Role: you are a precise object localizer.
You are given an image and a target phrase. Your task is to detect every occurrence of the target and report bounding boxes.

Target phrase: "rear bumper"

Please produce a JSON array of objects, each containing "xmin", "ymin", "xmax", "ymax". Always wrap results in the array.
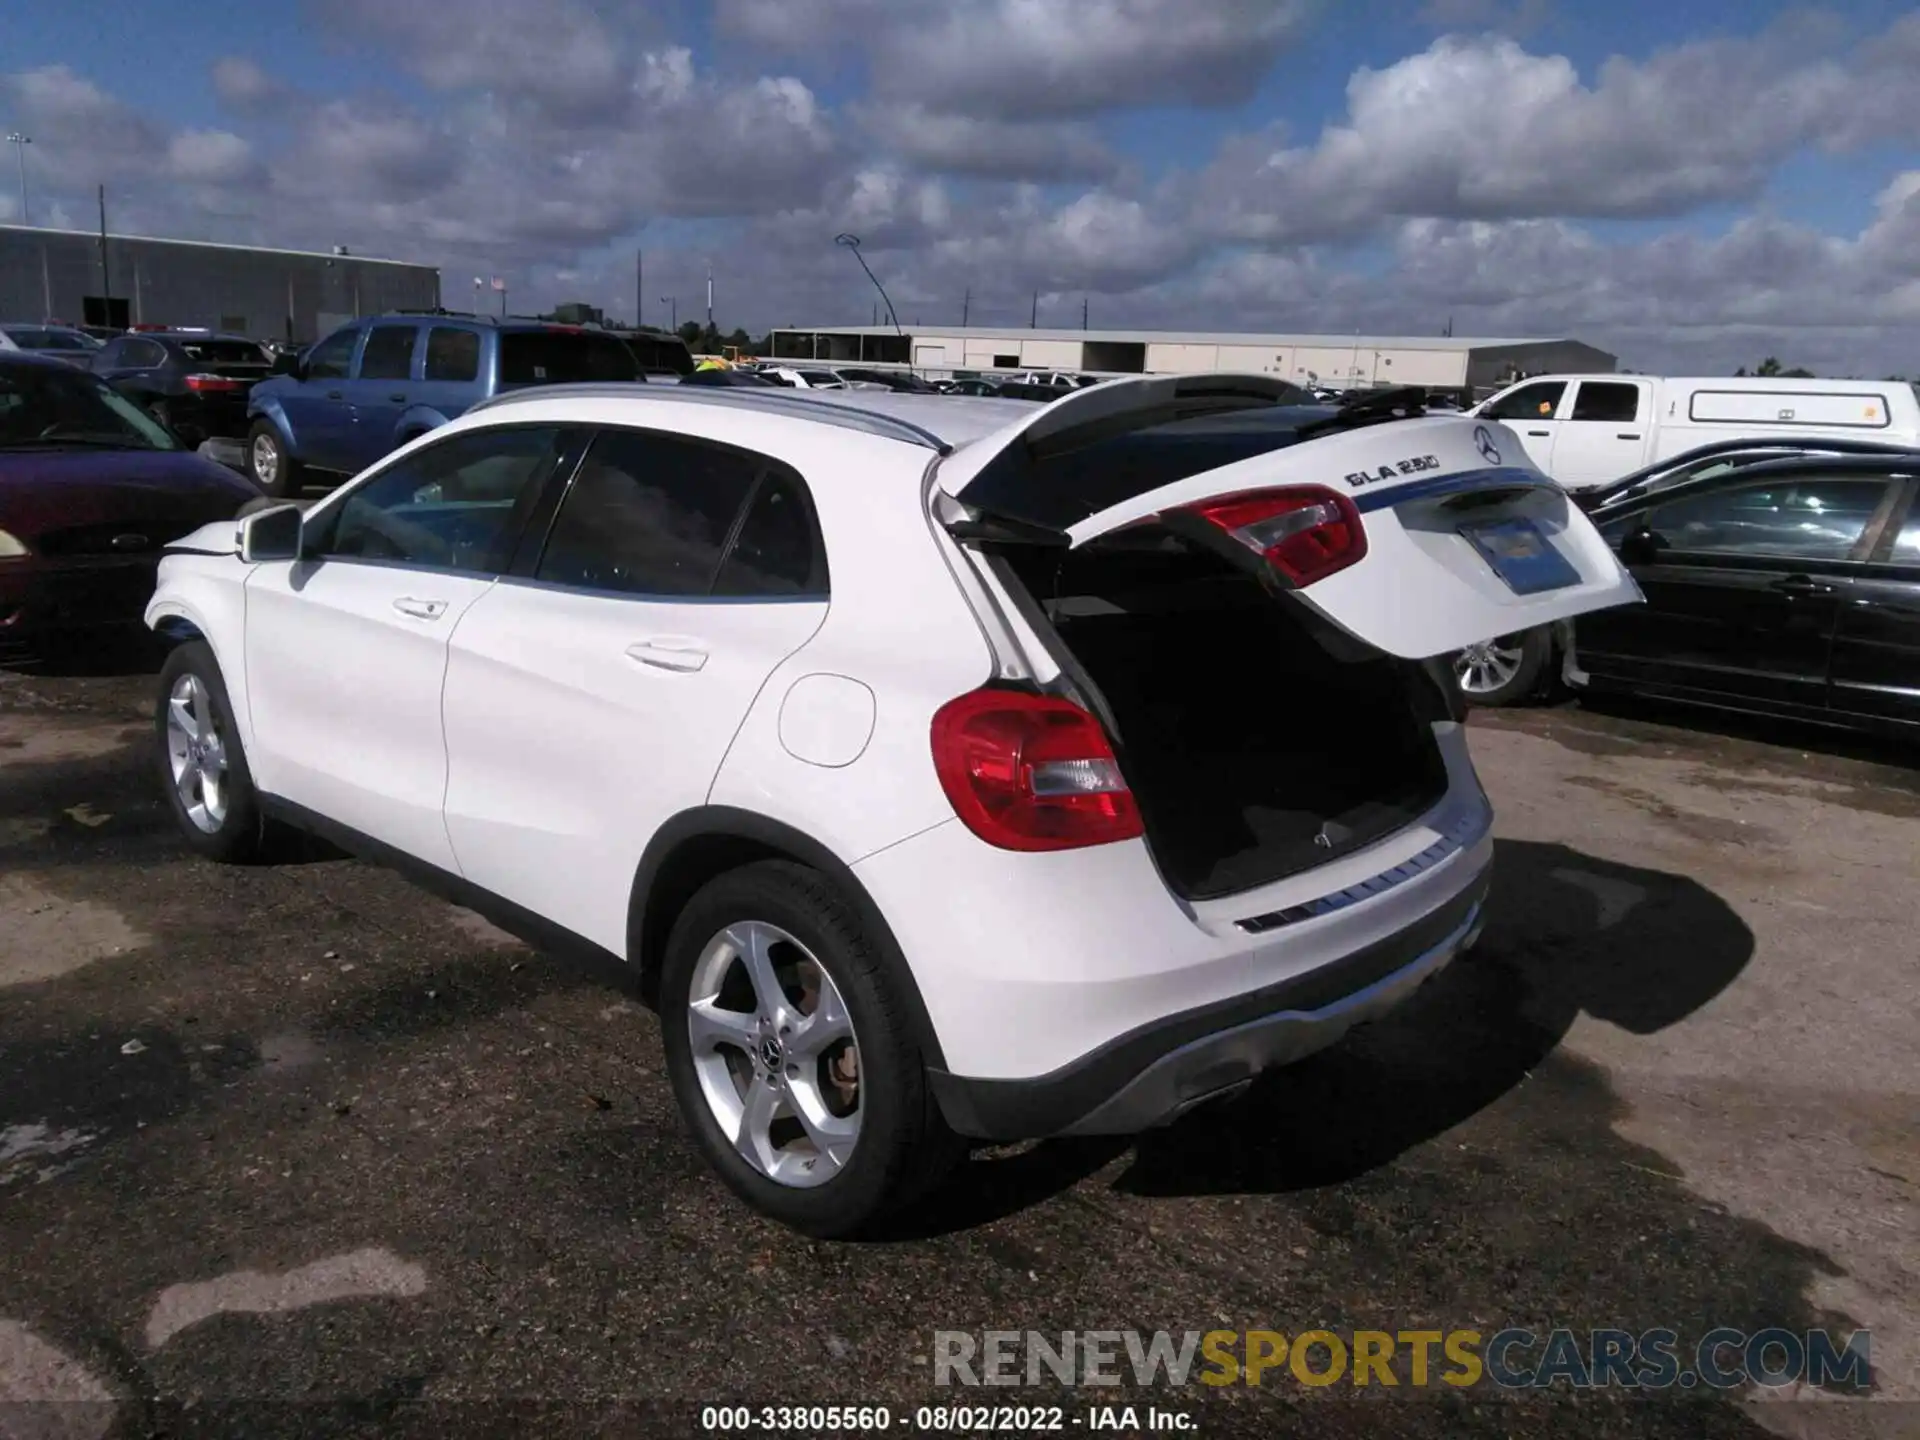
[
  {"xmin": 928, "ymin": 870, "xmax": 1487, "ymax": 1140},
  {"xmin": 852, "ymin": 723, "xmax": 1497, "ymax": 1139},
  {"xmin": 0, "ymin": 558, "xmax": 158, "ymax": 642}
]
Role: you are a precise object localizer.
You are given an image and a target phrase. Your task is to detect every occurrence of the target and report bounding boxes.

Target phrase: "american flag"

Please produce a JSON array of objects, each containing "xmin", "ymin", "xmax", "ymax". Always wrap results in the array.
[{"xmin": 490, "ymin": 277, "xmax": 507, "ymax": 291}]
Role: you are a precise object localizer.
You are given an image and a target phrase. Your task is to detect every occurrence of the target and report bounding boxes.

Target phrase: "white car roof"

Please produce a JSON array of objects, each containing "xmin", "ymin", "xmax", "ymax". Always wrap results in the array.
[{"xmin": 470, "ymin": 382, "xmax": 1042, "ymax": 452}]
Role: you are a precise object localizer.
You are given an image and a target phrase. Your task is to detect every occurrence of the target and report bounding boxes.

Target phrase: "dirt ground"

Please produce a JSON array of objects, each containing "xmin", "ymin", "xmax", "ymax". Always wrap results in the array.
[{"xmin": 0, "ymin": 662, "xmax": 1914, "ymax": 1439}]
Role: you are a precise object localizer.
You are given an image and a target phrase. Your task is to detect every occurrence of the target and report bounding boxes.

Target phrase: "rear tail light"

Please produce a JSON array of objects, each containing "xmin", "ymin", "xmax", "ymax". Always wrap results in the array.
[
  {"xmin": 185, "ymin": 373, "xmax": 243, "ymax": 393},
  {"xmin": 1182, "ymin": 486, "xmax": 1366, "ymax": 587},
  {"xmin": 931, "ymin": 688, "xmax": 1143, "ymax": 852}
]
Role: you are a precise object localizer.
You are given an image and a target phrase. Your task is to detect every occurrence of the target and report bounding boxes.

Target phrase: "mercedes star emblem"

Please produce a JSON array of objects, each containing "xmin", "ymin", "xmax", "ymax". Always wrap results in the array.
[{"xmin": 1473, "ymin": 425, "xmax": 1502, "ymax": 465}]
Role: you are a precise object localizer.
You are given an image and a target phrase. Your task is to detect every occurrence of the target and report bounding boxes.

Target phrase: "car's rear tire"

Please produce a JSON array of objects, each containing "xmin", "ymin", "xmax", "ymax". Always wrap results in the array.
[
  {"xmin": 155, "ymin": 641, "xmax": 268, "ymax": 863},
  {"xmin": 659, "ymin": 860, "xmax": 963, "ymax": 1238},
  {"xmin": 247, "ymin": 420, "xmax": 303, "ymax": 499},
  {"xmin": 1453, "ymin": 627, "xmax": 1553, "ymax": 708}
]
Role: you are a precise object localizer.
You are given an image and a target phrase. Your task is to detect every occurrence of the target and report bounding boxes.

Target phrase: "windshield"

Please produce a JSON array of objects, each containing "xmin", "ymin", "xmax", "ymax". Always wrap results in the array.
[
  {"xmin": 0, "ymin": 360, "xmax": 181, "ymax": 450},
  {"xmin": 5, "ymin": 327, "xmax": 97, "ymax": 353},
  {"xmin": 499, "ymin": 330, "xmax": 640, "ymax": 385}
]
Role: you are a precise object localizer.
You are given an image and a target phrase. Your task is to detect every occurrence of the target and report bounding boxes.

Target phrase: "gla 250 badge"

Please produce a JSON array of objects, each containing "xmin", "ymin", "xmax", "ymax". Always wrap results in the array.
[{"xmin": 1344, "ymin": 453, "xmax": 1440, "ymax": 489}]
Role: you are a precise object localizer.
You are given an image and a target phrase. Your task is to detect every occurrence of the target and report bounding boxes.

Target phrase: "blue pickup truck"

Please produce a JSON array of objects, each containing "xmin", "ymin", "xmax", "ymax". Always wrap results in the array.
[{"xmin": 245, "ymin": 313, "xmax": 641, "ymax": 496}]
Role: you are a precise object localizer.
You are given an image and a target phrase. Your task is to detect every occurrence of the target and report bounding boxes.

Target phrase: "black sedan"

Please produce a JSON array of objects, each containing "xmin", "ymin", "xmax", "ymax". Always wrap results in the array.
[
  {"xmin": 90, "ymin": 330, "xmax": 271, "ymax": 446},
  {"xmin": 1562, "ymin": 449, "xmax": 1920, "ymax": 736}
]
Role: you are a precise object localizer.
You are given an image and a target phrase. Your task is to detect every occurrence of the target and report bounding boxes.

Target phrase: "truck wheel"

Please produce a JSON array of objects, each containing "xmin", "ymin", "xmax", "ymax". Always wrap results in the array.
[
  {"xmin": 1453, "ymin": 628, "xmax": 1553, "ymax": 707},
  {"xmin": 247, "ymin": 420, "xmax": 304, "ymax": 499},
  {"xmin": 659, "ymin": 860, "xmax": 963, "ymax": 1238}
]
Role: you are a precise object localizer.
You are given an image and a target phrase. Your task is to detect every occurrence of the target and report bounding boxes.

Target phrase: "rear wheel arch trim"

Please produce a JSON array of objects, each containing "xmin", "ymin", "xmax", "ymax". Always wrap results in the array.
[{"xmin": 627, "ymin": 806, "xmax": 947, "ymax": 1069}]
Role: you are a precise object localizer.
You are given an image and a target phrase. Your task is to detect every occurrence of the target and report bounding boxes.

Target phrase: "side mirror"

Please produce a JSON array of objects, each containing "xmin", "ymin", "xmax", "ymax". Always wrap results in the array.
[
  {"xmin": 270, "ymin": 352, "xmax": 303, "ymax": 378},
  {"xmin": 1617, "ymin": 525, "xmax": 1666, "ymax": 565},
  {"xmin": 238, "ymin": 502, "xmax": 303, "ymax": 562}
]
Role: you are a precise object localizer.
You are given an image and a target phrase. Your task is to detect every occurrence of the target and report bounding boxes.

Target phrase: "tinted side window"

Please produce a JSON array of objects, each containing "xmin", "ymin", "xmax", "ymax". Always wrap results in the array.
[
  {"xmin": 1481, "ymin": 381, "xmax": 1566, "ymax": 422},
  {"xmin": 305, "ymin": 327, "xmax": 359, "ymax": 381},
  {"xmin": 1646, "ymin": 477, "xmax": 1892, "ymax": 561},
  {"xmin": 1889, "ymin": 496, "xmax": 1920, "ymax": 564},
  {"xmin": 714, "ymin": 473, "xmax": 828, "ymax": 597},
  {"xmin": 123, "ymin": 338, "xmax": 166, "ymax": 368},
  {"xmin": 1570, "ymin": 382, "xmax": 1641, "ymax": 423},
  {"xmin": 316, "ymin": 426, "xmax": 566, "ymax": 573},
  {"xmin": 535, "ymin": 430, "xmax": 760, "ymax": 596},
  {"xmin": 358, "ymin": 325, "xmax": 417, "ymax": 381},
  {"xmin": 425, "ymin": 327, "xmax": 481, "ymax": 383},
  {"xmin": 499, "ymin": 331, "xmax": 638, "ymax": 385}
]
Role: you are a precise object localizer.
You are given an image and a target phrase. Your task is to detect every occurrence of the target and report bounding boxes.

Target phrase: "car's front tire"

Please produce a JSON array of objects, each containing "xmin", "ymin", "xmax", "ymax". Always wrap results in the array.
[
  {"xmin": 660, "ymin": 860, "xmax": 963, "ymax": 1238},
  {"xmin": 247, "ymin": 419, "xmax": 304, "ymax": 499},
  {"xmin": 155, "ymin": 641, "xmax": 268, "ymax": 863}
]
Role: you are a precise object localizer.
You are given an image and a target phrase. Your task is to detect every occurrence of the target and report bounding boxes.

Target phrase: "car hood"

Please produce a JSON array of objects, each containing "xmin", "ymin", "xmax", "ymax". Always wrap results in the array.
[{"xmin": 0, "ymin": 448, "xmax": 261, "ymax": 542}]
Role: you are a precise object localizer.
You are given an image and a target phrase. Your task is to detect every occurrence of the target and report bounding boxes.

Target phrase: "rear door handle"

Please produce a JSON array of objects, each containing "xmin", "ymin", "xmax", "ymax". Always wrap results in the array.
[
  {"xmin": 625, "ymin": 638, "xmax": 709, "ymax": 672},
  {"xmin": 1616, "ymin": 432, "xmax": 1641, "ymax": 440},
  {"xmin": 388, "ymin": 392, "xmax": 407, "ymax": 403},
  {"xmin": 1770, "ymin": 575, "xmax": 1835, "ymax": 597},
  {"xmin": 392, "ymin": 597, "xmax": 449, "ymax": 620},
  {"xmin": 325, "ymin": 390, "xmax": 344, "ymax": 400},
  {"xmin": 1526, "ymin": 429, "xmax": 1550, "ymax": 437}
]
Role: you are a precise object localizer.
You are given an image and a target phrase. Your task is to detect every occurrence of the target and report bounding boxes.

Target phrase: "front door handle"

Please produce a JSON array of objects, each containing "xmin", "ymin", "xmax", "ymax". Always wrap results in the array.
[
  {"xmin": 388, "ymin": 392, "xmax": 407, "ymax": 403},
  {"xmin": 392, "ymin": 597, "xmax": 449, "ymax": 620},
  {"xmin": 1769, "ymin": 575, "xmax": 1835, "ymax": 597},
  {"xmin": 326, "ymin": 390, "xmax": 344, "ymax": 400},
  {"xmin": 1616, "ymin": 432, "xmax": 1641, "ymax": 440},
  {"xmin": 1526, "ymin": 429, "xmax": 1550, "ymax": 437},
  {"xmin": 625, "ymin": 638, "xmax": 709, "ymax": 672}
]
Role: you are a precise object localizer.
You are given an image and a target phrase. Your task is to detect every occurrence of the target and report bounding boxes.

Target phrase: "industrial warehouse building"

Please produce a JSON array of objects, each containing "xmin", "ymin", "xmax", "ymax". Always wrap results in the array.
[
  {"xmin": 768, "ymin": 325, "xmax": 1616, "ymax": 393},
  {"xmin": 0, "ymin": 225, "xmax": 440, "ymax": 342}
]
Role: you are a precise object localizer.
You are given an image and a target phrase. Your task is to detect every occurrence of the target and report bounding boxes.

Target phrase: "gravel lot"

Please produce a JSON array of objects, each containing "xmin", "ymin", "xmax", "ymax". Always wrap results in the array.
[{"xmin": 1, "ymin": 659, "xmax": 1914, "ymax": 1439}]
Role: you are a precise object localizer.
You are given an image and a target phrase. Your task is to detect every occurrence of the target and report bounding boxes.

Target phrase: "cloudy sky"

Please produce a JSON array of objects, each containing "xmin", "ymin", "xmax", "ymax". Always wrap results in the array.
[{"xmin": 5, "ymin": 0, "xmax": 1920, "ymax": 374}]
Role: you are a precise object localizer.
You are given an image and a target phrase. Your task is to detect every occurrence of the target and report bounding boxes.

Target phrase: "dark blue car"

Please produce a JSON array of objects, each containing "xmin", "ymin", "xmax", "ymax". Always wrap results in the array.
[{"xmin": 244, "ymin": 313, "xmax": 640, "ymax": 496}]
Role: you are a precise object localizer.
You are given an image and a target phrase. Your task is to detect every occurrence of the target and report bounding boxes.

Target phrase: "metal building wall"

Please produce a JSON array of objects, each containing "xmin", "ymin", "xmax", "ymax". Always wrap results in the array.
[{"xmin": 0, "ymin": 226, "xmax": 439, "ymax": 341}]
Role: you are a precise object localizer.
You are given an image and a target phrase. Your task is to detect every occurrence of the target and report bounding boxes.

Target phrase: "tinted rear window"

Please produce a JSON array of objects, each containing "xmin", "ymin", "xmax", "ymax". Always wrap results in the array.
[
  {"xmin": 177, "ymin": 339, "xmax": 268, "ymax": 366},
  {"xmin": 499, "ymin": 331, "xmax": 638, "ymax": 385},
  {"xmin": 952, "ymin": 406, "xmax": 1322, "ymax": 532}
]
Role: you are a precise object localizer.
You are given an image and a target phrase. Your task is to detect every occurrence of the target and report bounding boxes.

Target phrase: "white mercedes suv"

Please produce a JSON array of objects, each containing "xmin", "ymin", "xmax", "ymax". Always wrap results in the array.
[{"xmin": 146, "ymin": 376, "xmax": 1639, "ymax": 1236}]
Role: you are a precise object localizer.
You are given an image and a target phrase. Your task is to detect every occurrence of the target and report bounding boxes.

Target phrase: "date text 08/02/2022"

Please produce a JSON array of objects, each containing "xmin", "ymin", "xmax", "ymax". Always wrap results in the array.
[{"xmin": 699, "ymin": 1405, "xmax": 1195, "ymax": 1433}]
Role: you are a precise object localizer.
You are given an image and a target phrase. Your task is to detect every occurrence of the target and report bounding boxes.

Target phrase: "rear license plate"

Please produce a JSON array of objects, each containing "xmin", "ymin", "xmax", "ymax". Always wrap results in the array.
[{"xmin": 1458, "ymin": 517, "xmax": 1580, "ymax": 595}]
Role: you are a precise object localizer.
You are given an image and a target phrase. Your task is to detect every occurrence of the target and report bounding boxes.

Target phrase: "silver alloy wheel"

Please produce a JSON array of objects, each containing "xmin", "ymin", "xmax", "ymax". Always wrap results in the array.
[
  {"xmin": 164, "ymin": 672, "xmax": 229, "ymax": 834},
  {"xmin": 1454, "ymin": 636, "xmax": 1528, "ymax": 696},
  {"xmin": 686, "ymin": 919, "xmax": 861, "ymax": 1189},
  {"xmin": 250, "ymin": 432, "xmax": 279, "ymax": 487}
]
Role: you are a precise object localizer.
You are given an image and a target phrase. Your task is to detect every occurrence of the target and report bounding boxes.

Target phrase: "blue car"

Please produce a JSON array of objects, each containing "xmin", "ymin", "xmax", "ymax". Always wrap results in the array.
[{"xmin": 244, "ymin": 313, "xmax": 640, "ymax": 496}]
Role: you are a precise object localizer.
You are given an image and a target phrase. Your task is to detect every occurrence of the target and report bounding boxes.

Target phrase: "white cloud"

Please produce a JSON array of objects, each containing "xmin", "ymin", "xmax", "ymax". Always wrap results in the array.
[{"xmin": 719, "ymin": 0, "xmax": 1311, "ymax": 118}]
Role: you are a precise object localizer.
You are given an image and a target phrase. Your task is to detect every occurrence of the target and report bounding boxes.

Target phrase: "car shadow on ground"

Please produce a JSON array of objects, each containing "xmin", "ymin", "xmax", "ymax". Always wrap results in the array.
[{"xmin": 902, "ymin": 838, "xmax": 1756, "ymax": 1232}]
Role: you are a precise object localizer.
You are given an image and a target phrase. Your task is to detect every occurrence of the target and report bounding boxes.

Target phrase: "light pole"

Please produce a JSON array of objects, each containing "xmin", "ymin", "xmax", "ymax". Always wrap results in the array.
[
  {"xmin": 660, "ymin": 295, "xmax": 676, "ymax": 331},
  {"xmin": 834, "ymin": 233, "xmax": 901, "ymax": 336},
  {"xmin": 5, "ymin": 133, "xmax": 28, "ymax": 224}
]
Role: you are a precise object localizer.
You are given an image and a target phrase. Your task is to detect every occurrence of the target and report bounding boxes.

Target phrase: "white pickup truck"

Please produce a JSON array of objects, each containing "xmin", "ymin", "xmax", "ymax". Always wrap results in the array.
[{"xmin": 1471, "ymin": 374, "xmax": 1920, "ymax": 490}]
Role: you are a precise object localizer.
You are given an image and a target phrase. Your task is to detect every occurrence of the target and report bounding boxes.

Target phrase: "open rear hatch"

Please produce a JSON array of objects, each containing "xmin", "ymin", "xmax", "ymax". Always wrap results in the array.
[{"xmin": 937, "ymin": 376, "xmax": 1640, "ymax": 898}]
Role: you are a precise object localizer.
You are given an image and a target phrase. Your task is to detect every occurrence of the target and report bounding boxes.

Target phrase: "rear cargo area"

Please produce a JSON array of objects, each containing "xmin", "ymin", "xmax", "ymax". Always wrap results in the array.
[{"xmin": 1001, "ymin": 534, "xmax": 1450, "ymax": 901}]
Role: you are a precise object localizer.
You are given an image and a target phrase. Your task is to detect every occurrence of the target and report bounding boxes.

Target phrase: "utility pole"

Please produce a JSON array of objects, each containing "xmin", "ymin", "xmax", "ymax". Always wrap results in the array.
[
  {"xmin": 1082, "ymin": 296, "xmax": 1089, "ymax": 330},
  {"xmin": 636, "ymin": 249, "xmax": 643, "ymax": 329},
  {"xmin": 97, "ymin": 185, "xmax": 111, "ymax": 314},
  {"xmin": 1030, "ymin": 291, "xmax": 1038, "ymax": 328},
  {"xmin": 5, "ymin": 133, "xmax": 28, "ymax": 224},
  {"xmin": 962, "ymin": 287, "xmax": 970, "ymax": 326},
  {"xmin": 705, "ymin": 259, "xmax": 714, "ymax": 333}
]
